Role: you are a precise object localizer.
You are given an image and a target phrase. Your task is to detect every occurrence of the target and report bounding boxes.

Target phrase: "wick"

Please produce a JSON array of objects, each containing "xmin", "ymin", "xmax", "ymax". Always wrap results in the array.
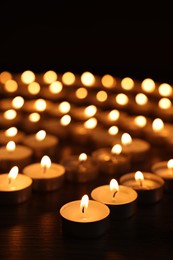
[
  {"xmin": 43, "ymin": 166, "xmax": 47, "ymax": 174},
  {"xmin": 82, "ymin": 206, "xmax": 85, "ymax": 214},
  {"xmin": 113, "ymin": 190, "xmax": 118, "ymax": 198},
  {"xmin": 139, "ymin": 179, "xmax": 143, "ymax": 187},
  {"xmin": 8, "ymin": 178, "xmax": 12, "ymax": 185},
  {"xmin": 111, "ymin": 154, "xmax": 117, "ymax": 163}
]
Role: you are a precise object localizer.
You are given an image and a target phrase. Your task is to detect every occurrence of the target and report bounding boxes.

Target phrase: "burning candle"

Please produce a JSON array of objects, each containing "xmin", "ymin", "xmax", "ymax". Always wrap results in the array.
[
  {"xmin": 60, "ymin": 194, "xmax": 110, "ymax": 238},
  {"xmin": 20, "ymin": 112, "xmax": 42, "ymax": 134},
  {"xmin": 0, "ymin": 127, "xmax": 25, "ymax": 145},
  {"xmin": 0, "ymin": 109, "xmax": 21, "ymax": 128},
  {"xmin": 70, "ymin": 105, "xmax": 97, "ymax": 121}
]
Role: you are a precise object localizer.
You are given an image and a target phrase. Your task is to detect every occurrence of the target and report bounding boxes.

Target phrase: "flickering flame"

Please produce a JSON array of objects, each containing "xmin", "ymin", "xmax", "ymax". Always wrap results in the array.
[
  {"xmin": 21, "ymin": 70, "xmax": 35, "ymax": 84},
  {"xmin": 121, "ymin": 77, "xmax": 134, "ymax": 90},
  {"xmin": 135, "ymin": 171, "xmax": 144, "ymax": 182},
  {"xmin": 60, "ymin": 115, "xmax": 71, "ymax": 126},
  {"xmin": 28, "ymin": 82, "xmax": 40, "ymax": 95},
  {"xmin": 34, "ymin": 99, "xmax": 47, "ymax": 111},
  {"xmin": 115, "ymin": 93, "xmax": 129, "ymax": 105},
  {"xmin": 121, "ymin": 133, "xmax": 132, "ymax": 145},
  {"xmin": 79, "ymin": 153, "xmax": 87, "ymax": 161},
  {"xmin": 158, "ymin": 83, "xmax": 172, "ymax": 97},
  {"xmin": 101, "ymin": 74, "xmax": 115, "ymax": 88},
  {"xmin": 110, "ymin": 179, "xmax": 119, "ymax": 198},
  {"xmin": 41, "ymin": 155, "xmax": 51, "ymax": 169},
  {"xmin": 134, "ymin": 116, "xmax": 147, "ymax": 128},
  {"xmin": 80, "ymin": 194, "xmax": 89, "ymax": 214},
  {"xmin": 84, "ymin": 117, "xmax": 97, "ymax": 129},
  {"xmin": 5, "ymin": 127, "xmax": 18, "ymax": 137},
  {"xmin": 49, "ymin": 81, "xmax": 63, "ymax": 94},
  {"xmin": 84, "ymin": 105, "xmax": 97, "ymax": 117},
  {"xmin": 4, "ymin": 80, "xmax": 18, "ymax": 92},
  {"xmin": 111, "ymin": 144, "xmax": 122, "ymax": 155},
  {"xmin": 61, "ymin": 72, "xmax": 75, "ymax": 85},
  {"xmin": 141, "ymin": 78, "xmax": 155, "ymax": 93},
  {"xmin": 81, "ymin": 72, "xmax": 95, "ymax": 86},
  {"xmin": 43, "ymin": 70, "xmax": 57, "ymax": 84},
  {"xmin": 108, "ymin": 126, "xmax": 119, "ymax": 135},
  {"xmin": 59, "ymin": 101, "xmax": 71, "ymax": 113},
  {"xmin": 8, "ymin": 166, "xmax": 19, "ymax": 182},
  {"xmin": 36, "ymin": 130, "xmax": 46, "ymax": 141},
  {"xmin": 158, "ymin": 98, "xmax": 172, "ymax": 109},
  {"xmin": 108, "ymin": 109, "xmax": 120, "ymax": 121},
  {"xmin": 135, "ymin": 93, "xmax": 148, "ymax": 105},
  {"xmin": 75, "ymin": 87, "xmax": 88, "ymax": 99},
  {"xmin": 152, "ymin": 118, "xmax": 164, "ymax": 132},
  {"xmin": 0, "ymin": 71, "xmax": 12, "ymax": 83},
  {"xmin": 167, "ymin": 159, "xmax": 173, "ymax": 170},
  {"xmin": 3, "ymin": 109, "xmax": 17, "ymax": 120},
  {"xmin": 96, "ymin": 90, "xmax": 108, "ymax": 102},
  {"xmin": 29, "ymin": 112, "xmax": 40, "ymax": 122},
  {"xmin": 12, "ymin": 96, "xmax": 24, "ymax": 109},
  {"xmin": 6, "ymin": 141, "xmax": 16, "ymax": 152}
]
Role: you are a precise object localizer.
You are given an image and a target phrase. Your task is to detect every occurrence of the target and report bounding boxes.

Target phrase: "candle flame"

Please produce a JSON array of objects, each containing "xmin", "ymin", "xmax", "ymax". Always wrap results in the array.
[
  {"xmin": 135, "ymin": 93, "xmax": 148, "ymax": 105},
  {"xmin": 21, "ymin": 70, "xmax": 35, "ymax": 84},
  {"xmin": 28, "ymin": 82, "xmax": 40, "ymax": 95},
  {"xmin": 141, "ymin": 78, "xmax": 155, "ymax": 93},
  {"xmin": 108, "ymin": 126, "xmax": 119, "ymax": 136},
  {"xmin": 135, "ymin": 171, "xmax": 144, "ymax": 181},
  {"xmin": 12, "ymin": 96, "xmax": 24, "ymax": 109},
  {"xmin": 96, "ymin": 90, "xmax": 108, "ymax": 102},
  {"xmin": 60, "ymin": 114, "xmax": 71, "ymax": 126},
  {"xmin": 115, "ymin": 93, "xmax": 129, "ymax": 105},
  {"xmin": 84, "ymin": 105, "xmax": 97, "ymax": 117},
  {"xmin": 6, "ymin": 141, "xmax": 16, "ymax": 152},
  {"xmin": 167, "ymin": 159, "xmax": 173, "ymax": 169},
  {"xmin": 49, "ymin": 81, "xmax": 62, "ymax": 94},
  {"xmin": 62, "ymin": 71, "xmax": 75, "ymax": 85},
  {"xmin": 8, "ymin": 166, "xmax": 19, "ymax": 183},
  {"xmin": 80, "ymin": 194, "xmax": 89, "ymax": 214},
  {"xmin": 29, "ymin": 112, "xmax": 40, "ymax": 122},
  {"xmin": 43, "ymin": 70, "xmax": 57, "ymax": 84},
  {"xmin": 110, "ymin": 179, "xmax": 119, "ymax": 198},
  {"xmin": 5, "ymin": 127, "xmax": 18, "ymax": 137},
  {"xmin": 34, "ymin": 99, "xmax": 47, "ymax": 111},
  {"xmin": 75, "ymin": 87, "xmax": 88, "ymax": 99},
  {"xmin": 36, "ymin": 130, "xmax": 46, "ymax": 141},
  {"xmin": 3, "ymin": 109, "xmax": 17, "ymax": 120},
  {"xmin": 152, "ymin": 118, "xmax": 164, "ymax": 132},
  {"xmin": 158, "ymin": 83, "xmax": 172, "ymax": 97},
  {"xmin": 158, "ymin": 98, "xmax": 172, "ymax": 109},
  {"xmin": 134, "ymin": 115, "xmax": 147, "ymax": 128},
  {"xmin": 111, "ymin": 144, "xmax": 122, "ymax": 155},
  {"xmin": 84, "ymin": 117, "xmax": 97, "ymax": 129},
  {"xmin": 41, "ymin": 155, "xmax": 51, "ymax": 169},
  {"xmin": 121, "ymin": 77, "xmax": 134, "ymax": 90},
  {"xmin": 4, "ymin": 79, "xmax": 18, "ymax": 93},
  {"xmin": 101, "ymin": 74, "xmax": 115, "ymax": 89},
  {"xmin": 59, "ymin": 101, "xmax": 71, "ymax": 113},
  {"xmin": 121, "ymin": 133, "xmax": 132, "ymax": 145},
  {"xmin": 108, "ymin": 109, "xmax": 120, "ymax": 121},
  {"xmin": 81, "ymin": 72, "xmax": 95, "ymax": 86},
  {"xmin": 79, "ymin": 153, "xmax": 87, "ymax": 161}
]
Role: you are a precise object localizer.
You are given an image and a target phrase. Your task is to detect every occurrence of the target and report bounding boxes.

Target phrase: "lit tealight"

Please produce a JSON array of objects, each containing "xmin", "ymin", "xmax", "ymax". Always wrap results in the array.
[
  {"xmin": 108, "ymin": 109, "xmax": 120, "ymax": 121},
  {"xmin": 121, "ymin": 77, "xmax": 134, "ymax": 90},
  {"xmin": 36, "ymin": 130, "xmax": 46, "ymax": 141},
  {"xmin": 75, "ymin": 87, "xmax": 88, "ymax": 99},
  {"xmin": 167, "ymin": 159, "xmax": 173, "ymax": 174},
  {"xmin": 60, "ymin": 115, "xmax": 71, "ymax": 126},
  {"xmin": 41, "ymin": 155, "xmax": 51, "ymax": 173},
  {"xmin": 84, "ymin": 105, "xmax": 97, "ymax": 117},
  {"xmin": 101, "ymin": 74, "xmax": 115, "ymax": 89},
  {"xmin": 0, "ymin": 71, "xmax": 12, "ymax": 84},
  {"xmin": 81, "ymin": 72, "xmax": 95, "ymax": 87},
  {"xmin": 96, "ymin": 90, "xmax": 108, "ymax": 102},
  {"xmin": 8, "ymin": 166, "xmax": 19, "ymax": 184},
  {"xmin": 4, "ymin": 80, "xmax": 18, "ymax": 93},
  {"xmin": 134, "ymin": 115, "xmax": 147, "ymax": 128},
  {"xmin": 135, "ymin": 171, "xmax": 144, "ymax": 186},
  {"xmin": 3, "ymin": 109, "xmax": 17, "ymax": 120},
  {"xmin": 84, "ymin": 117, "xmax": 97, "ymax": 129},
  {"xmin": 158, "ymin": 83, "xmax": 172, "ymax": 97},
  {"xmin": 28, "ymin": 82, "xmax": 40, "ymax": 95},
  {"xmin": 43, "ymin": 70, "xmax": 57, "ymax": 84},
  {"xmin": 135, "ymin": 93, "xmax": 148, "ymax": 105},
  {"xmin": 49, "ymin": 81, "xmax": 63, "ymax": 94},
  {"xmin": 115, "ymin": 93, "xmax": 129, "ymax": 106},
  {"xmin": 108, "ymin": 126, "xmax": 119, "ymax": 136},
  {"xmin": 80, "ymin": 194, "xmax": 89, "ymax": 214},
  {"xmin": 152, "ymin": 118, "xmax": 164, "ymax": 132},
  {"xmin": 121, "ymin": 133, "xmax": 132, "ymax": 145},
  {"xmin": 79, "ymin": 153, "xmax": 87, "ymax": 161},
  {"xmin": 28, "ymin": 112, "xmax": 40, "ymax": 122},
  {"xmin": 5, "ymin": 127, "xmax": 18, "ymax": 137},
  {"xmin": 59, "ymin": 101, "xmax": 71, "ymax": 114},
  {"xmin": 12, "ymin": 96, "xmax": 24, "ymax": 109},
  {"xmin": 110, "ymin": 179, "xmax": 119, "ymax": 198},
  {"xmin": 21, "ymin": 70, "xmax": 35, "ymax": 84},
  {"xmin": 61, "ymin": 72, "xmax": 76, "ymax": 85},
  {"xmin": 34, "ymin": 99, "xmax": 47, "ymax": 111},
  {"xmin": 6, "ymin": 141, "xmax": 16, "ymax": 152},
  {"xmin": 111, "ymin": 144, "xmax": 122, "ymax": 155},
  {"xmin": 158, "ymin": 98, "xmax": 172, "ymax": 109},
  {"xmin": 141, "ymin": 78, "xmax": 155, "ymax": 93}
]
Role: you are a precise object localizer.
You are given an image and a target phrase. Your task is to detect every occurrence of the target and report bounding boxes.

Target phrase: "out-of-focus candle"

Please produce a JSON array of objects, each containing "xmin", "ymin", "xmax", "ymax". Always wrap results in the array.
[
  {"xmin": 0, "ymin": 127, "xmax": 25, "ymax": 145},
  {"xmin": 141, "ymin": 78, "xmax": 156, "ymax": 93}
]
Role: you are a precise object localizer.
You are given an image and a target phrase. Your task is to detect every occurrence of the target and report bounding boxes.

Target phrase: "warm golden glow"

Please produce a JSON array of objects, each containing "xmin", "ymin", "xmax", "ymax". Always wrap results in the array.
[
  {"xmin": 3, "ymin": 109, "xmax": 17, "ymax": 120},
  {"xmin": 79, "ymin": 153, "xmax": 87, "ymax": 161},
  {"xmin": 28, "ymin": 82, "xmax": 40, "ymax": 95},
  {"xmin": 167, "ymin": 159, "xmax": 173, "ymax": 170},
  {"xmin": 5, "ymin": 127, "xmax": 18, "ymax": 137},
  {"xmin": 12, "ymin": 96, "xmax": 24, "ymax": 109},
  {"xmin": 61, "ymin": 72, "xmax": 75, "ymax": 85},
  {"xmin": 121, "ymin": 133, "xmax": 132, "ymax": 145},
  {"xmin": 36, "ymin": 130, "xmax": 46, "ymax": 141},
  {"xmin": 6, "ymin": 141, "xmax": 16, "ymax": 152},
  {"xmin": 59, "ymin": 101, "xmax": 71, "ymax": 113},
  {"xmin": 41, "ymin": 155, "xmax": 51, "ymax": 169},
  {"xmin": 0, "ymin": 71, "xmax": 12, "ymax": 83},
  {"xmin": 8, "ymin": 166, "xmax": 18, "ymax": 182},
  {"xmin": 158, "ymin": 83, "xmax": 172, "ymax": 97},
  {"xmin": 84, "ymin": 117, "xmax": 97, "ymax": 129},
  {"xmin": 101, "ymin": 74, "xmax": 115, "ymax": 88},
  {"xmin": 49, "ymin": 81, "xmax": 63, "ymax": 94},
  {"xmin": 21, "ymin": 70, "xmax": 35, "ymax": 84},
  {"xmin": 43, "ymin": 70, "xmax": 57, "ymax": 84},
  {"xmin": 75, "ymin": 87, "xmax": 88, "ymax": 99},
  {"xmin": 121, "ymin": 77, "xmax": 134, "ymax": 90},
  {"xmin": 158, "ymin": 98, "xmax": 172, "ymax": 109},
  {"xmin": 96, "ymin": 90, "xmax": 108, "ymax": 102},
  {"xmin": 135, "ymin": 171, "xmax": 144, "ymax": 181},
  {"xmin": 115, "ymin": 93, "xmax": 129, "ymax": 105},
  {"xmin": 152, "ymin": 118, "xmax": 164, "ymax": 132},
  {"xmin": 80, "ymin": 194, "xmax": 89, "ymax": 214},
  {"xmin": 4, "ymin": 80, "xmax": 18, "ymax": 92},
  {"xmin": 81, "ymin": 72, "xmax": 95, "ymax": 86},
  {"xmin": 111, "ymin": 144, "xmax": 122, "ymax": 155},
  {"xmin": 60, "ymin": 115, "xmax": 71, "ymax": 126},
  {"xmin": 34, "ymin": 99, "xmax": 47, "ymax": 111},
  {"xmin": 108, "ymin": 109, "xmax": 120, "ymax": 121},
  {"xmin": 110, "ymin": 179, "xmax": 119, "ymax": 193},
  {"xmin": 84, "ymin": 105, "xmax": 97, "ymax": 117},
  {"xmin": 108, "ymin": 126, "xmax": 119, "ymax": 135},
  {"xmin": 28, "ymin": 112, "xmax": 40, "ymax": 122},
  {"xmin": 134, "ymin": 115, "xmax": 147, "ymax": 128},
  {"xmin": 135, "ymin": 93, "xmax": 148, "ymax": 105},
  {"xmin": 141, "ymin": 78, "xmax": 155, "ymax": 93}
]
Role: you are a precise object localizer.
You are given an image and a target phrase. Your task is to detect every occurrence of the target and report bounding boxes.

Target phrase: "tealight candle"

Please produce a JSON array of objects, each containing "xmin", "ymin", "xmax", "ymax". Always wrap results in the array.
[
  {"xmin": 61, "ymin": 152, "xmax": 99, "ymax": 183},
  {"xmin": 22, "ymin": 98, "xmax": 53, "ymax": 114},
  {"xmin": 91, "ymin": 179, "xmax": 138, "ymax": 219},
  {"xmin": 119, "ymin": 171, "xmax": 164, "ymax": 204},
  {"xmin": 0, "ymin": 96, "xmax": 24, "ymax": 111},
  {"xmin": 40, "ymin": 81, "xmax": 65, "ymax": 101},
  {"xmin": 70, "ymin": 105, "xmax": 98, "ymax": 122},
  {"xmin": 23, "ymin": 155, "xmax": 65, "ymax": 191},
  {"xmin": 46, "ymin": 101, "xmax": 71, "ymax": 118},
  {"xmin": 0, "ymin": 127, "xmax": 25, "ymax": 145},
  {"xmin": 151, "ymin": 159, "xmax": 173, "ymax": 192},
  {"xmin": 20, "ymin": 112, "xmax": 42, "ymax": 134},
  {"xmin": 0, "ymin": 109, "xmax": 21, "ymax": 129},
  {"xmin": 0, "ymin": 141, "xmax": 33, "ymax": 172},
  {"xmin": 96, "ymin": 109, "xmax": 127, "ymax": 128},
  {"xmin": 0, "ymin": 166, "xmax": 32, "ymax": 205},
  {"xmin": 60, "ymin": 194, "xmax": 110, "ymax": 238}
]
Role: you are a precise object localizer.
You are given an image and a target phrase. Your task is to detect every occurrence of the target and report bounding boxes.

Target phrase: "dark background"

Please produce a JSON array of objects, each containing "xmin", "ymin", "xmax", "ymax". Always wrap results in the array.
[{"xmin": 0, "ymin": 3, "xmax": 173, "ymax": 84}]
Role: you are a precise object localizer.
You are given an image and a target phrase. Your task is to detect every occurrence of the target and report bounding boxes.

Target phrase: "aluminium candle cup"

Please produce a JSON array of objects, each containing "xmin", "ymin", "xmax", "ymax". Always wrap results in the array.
[
  {"xmin": 0, "ymin": 173, "xmax": 32, "ymax": 205},
  {"xmin": 119, "ymin": 172, "xmax": 165, "ymax": 204},
  {"xmin": 91, "ymin": 185, "xmax": 138, "ymax": 220},
  {"xmin": 60, "ymin": 200, "xmax": 110, "ymax": 238},
  {"xmin": 23, "ymin": 162, "xmax": 65, "ymax": 191},
  {"xmin": 61, "ymin": 155, "xmax": 99, "ymax": 183},
  {"xmin": 151, "ymin": 161, "xmax": 173, "ymax": 192}
]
